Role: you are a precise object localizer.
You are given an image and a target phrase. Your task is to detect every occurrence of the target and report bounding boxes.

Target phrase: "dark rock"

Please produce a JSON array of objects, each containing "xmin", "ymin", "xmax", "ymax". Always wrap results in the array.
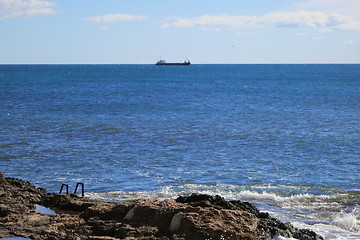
[
  {"xmin": 176, "ymin": 193, "xmax": 234, "ymax": 210},
  {"xmin": 41, "ymin": 193, "xmax": 97, "ymax": 212},
  {"xmin": 176, "ymin": 193, "xmax": 260, "ymax": 216}
]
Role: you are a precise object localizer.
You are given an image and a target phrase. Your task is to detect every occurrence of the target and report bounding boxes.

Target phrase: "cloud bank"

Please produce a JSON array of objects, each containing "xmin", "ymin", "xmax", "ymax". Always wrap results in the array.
[
  {"xmin": 161, "ymin": 11, "xmax": 360, "ymax": 31},
  {"xmin": 85, "ymin": 13, "xmax": 147, "ymax": 23},
  {"xmin": 0, "ymin": 0, "xmax": 56, "ymax": 19},
  {"xmin": 294, "ymin": 0, "xmax": 360, "ymax": 16}
]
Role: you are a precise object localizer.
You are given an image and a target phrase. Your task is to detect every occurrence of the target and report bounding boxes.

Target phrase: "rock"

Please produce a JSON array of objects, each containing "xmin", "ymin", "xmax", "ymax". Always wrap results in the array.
[
  {"xmin": 0, "ymin": 212, "xmax": 84, "ymax": 239},
  {"xmin": 179, "ymin": 207, "xmax": 258, "ymax": 239},
  {"xmin": 0, "ymin": 173, "xmax": 324, "ymax": 240},
  {"xmin": 177, "ymin": 193, "xmax": 324, "ymax": 240},
  {"xmin": 41, "ymin": 192, "xmax": 101, "ymax": 213},
  {"xmin": 0, "ymin": 174, "xmax": 47, "ymax": 216},
  {"xmin": 169, "ymin": 213, "xmax": 183, "ymax": 233},
  {"xmin": 176, "ymin": 193, "xmax": 260, "ymax": 215}
]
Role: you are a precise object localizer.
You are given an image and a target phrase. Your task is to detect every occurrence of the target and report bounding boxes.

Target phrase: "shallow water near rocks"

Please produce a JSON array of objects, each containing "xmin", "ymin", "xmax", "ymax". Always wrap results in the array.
[
  {"xmin": 1, "ymin": 238, "xmax": 31, "ymax": 240},
  {"xmin": 35, "ymin": 204, "xmax": 56, "ymax": 215}
]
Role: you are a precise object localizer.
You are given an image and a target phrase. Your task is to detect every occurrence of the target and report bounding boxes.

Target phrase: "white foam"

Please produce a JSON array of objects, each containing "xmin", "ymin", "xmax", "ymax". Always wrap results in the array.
[
  {"xmin": 293, "ymin": 221, "xmax": 360, "ymax": 240},
  {"xmin": 333, "ymin": 212, "xmax": 359, "ymax": 231}
]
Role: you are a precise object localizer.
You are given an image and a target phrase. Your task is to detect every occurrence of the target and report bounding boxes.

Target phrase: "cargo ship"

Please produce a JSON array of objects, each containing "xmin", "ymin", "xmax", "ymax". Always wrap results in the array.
[{"xmin": 155, "ymin": 59, "xmax": 191, "ymax": 66}]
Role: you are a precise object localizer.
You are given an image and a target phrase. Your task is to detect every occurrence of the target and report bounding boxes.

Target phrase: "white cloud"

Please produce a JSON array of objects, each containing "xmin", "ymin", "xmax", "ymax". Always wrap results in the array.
[
  {"xmin": 0, "ymin": 0, "xmax": 56, "ymax": 19},
  {"xmin": 85, "ymin": 13, "xmax": 147, "ymax": 23},
  {"xmin": 319, "ymin": 28, "xmax": 333, "ymax": 33},
  {"xmin": 292, "ymin": 0, "xmax": 360, "ymax": 30},
  {"xmin": 235, "ymin": 32, "xmax": 249, "ymax": 36},
  {"xmin": 99, "ymin": 26, "xmax": 109, "ymax": 30},
  {"xmin": 161, "ymin": 10, "xmax": 360, "ymax": 31},
  {"xmin": 313, "ymin": 36, "xmax": 325, "ymax": 40},
  {"xmin": 293, "ymin": 0, "xmax": 360, "ymax": 17},
  {"xmin": 344, "ymin": 40, "xmax": 353, "ymax": 45},
  {"xmin": 296, "ymin": 32, "xmax": 309, "ymax": 36}
]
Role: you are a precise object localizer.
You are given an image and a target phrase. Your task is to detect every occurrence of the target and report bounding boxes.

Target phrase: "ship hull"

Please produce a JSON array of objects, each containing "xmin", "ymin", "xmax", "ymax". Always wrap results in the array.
[
  {"xmin": 155, "ymin": 60, "xmax": 191, "ymax": 66},
  {"xmin": 155, "ymin": 62, "xmax": 190, "ymax": 66}
]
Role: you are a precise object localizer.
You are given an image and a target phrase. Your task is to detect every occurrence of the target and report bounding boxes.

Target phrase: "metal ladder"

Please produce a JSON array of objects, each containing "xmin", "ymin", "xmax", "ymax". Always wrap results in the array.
[{"xmin": 59, "ymin": 182, "xmax": 84, "ymax": 197}]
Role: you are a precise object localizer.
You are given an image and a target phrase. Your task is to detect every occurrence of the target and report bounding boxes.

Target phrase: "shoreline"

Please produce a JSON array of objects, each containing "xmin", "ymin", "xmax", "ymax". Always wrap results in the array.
[{"xmin": 0, "ymin": 173, "xmax": 323, "ymax": 240}]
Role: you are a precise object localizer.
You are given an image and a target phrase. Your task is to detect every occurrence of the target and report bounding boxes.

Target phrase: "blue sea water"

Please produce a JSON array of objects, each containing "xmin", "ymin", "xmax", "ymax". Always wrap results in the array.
[{"xmin": 1, "ymin": 64, "xmax": 360, "ymax": 239}]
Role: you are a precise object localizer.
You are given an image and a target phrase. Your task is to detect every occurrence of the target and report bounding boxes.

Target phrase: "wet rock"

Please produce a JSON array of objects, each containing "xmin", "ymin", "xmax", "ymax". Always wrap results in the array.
[
  {"xmin": 256, "ymin": 210, "xmax": 324, "ymax": 240},
  {"xmin": 178, "ymin": 193, "xmax": 323, "ymax": 240}
]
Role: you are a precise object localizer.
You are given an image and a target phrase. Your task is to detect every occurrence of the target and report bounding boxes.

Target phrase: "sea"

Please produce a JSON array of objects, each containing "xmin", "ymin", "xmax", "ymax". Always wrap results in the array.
[{"xmin": 1, "ymin": 64, "xmax": 359, "ymax": 239}]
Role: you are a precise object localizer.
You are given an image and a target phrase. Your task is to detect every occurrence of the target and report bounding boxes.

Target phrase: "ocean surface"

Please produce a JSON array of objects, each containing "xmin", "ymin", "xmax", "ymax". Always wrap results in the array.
[{"xmin": 1, "ymin": 64, "xmax": 359, "ymax": 239}]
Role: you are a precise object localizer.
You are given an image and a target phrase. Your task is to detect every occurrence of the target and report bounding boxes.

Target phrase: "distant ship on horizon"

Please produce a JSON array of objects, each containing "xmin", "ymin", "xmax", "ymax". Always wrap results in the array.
[{"xmin": 155, "ymin": 59, "xmax": 191, "ymax": 66}]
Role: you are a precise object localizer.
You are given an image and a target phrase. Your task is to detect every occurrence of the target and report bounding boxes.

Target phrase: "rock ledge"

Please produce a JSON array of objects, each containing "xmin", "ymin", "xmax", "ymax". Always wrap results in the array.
[{"xmin": 0, "ymin": 173, "xmax": 323, "ymax": 240}]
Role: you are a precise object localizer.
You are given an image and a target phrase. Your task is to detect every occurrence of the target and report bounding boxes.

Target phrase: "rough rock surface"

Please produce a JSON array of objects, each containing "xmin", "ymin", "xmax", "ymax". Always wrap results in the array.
[{"xmin": 0, "ymin": 173, "xmax": 324, "ymax": 240}]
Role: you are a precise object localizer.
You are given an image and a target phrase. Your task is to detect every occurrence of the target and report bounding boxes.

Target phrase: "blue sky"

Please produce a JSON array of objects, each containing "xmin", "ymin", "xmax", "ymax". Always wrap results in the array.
[{"xmin": 0, "ymin": 0, "xmax": 359, "ymax": 64}]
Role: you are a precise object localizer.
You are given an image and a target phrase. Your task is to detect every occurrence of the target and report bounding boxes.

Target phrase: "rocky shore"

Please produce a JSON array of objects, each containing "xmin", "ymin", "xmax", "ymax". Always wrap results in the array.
[{"xmin": 0, "ymin": 173, "xmax": 323, "ymax": 240}]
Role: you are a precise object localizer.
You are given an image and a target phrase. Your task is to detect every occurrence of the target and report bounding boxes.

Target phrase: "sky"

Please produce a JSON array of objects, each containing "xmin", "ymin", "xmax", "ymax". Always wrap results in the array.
[{"xmin": 0, "ymin": 0, "xmax": 360, "ymax": 64}]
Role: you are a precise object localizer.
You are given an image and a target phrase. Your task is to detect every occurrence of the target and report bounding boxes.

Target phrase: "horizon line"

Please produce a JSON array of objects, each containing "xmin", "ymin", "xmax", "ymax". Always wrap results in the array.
[{"xmin": 1, "ymin": 62, "xmax": 360, "ymax": 65}]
